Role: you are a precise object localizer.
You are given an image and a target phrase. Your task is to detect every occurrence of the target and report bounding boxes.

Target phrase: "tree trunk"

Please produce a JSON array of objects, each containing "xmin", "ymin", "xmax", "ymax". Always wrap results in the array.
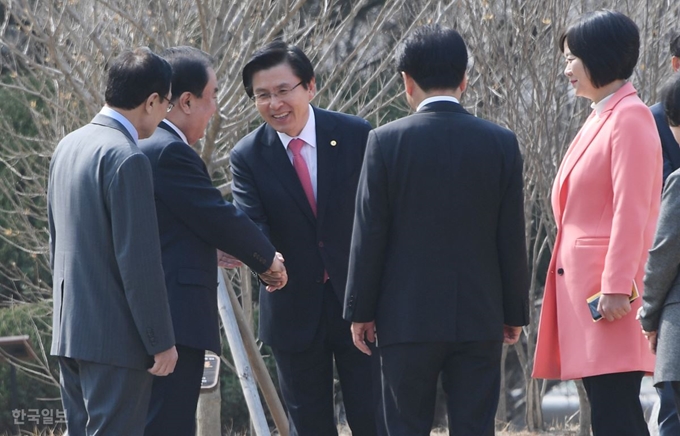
[
  {"xmin": 575, "ymin": 380, "xmax": 592, "ymax": 436},
  {"xmin": 240, "ymin": 266, "xmax": 254, "ymax": 326},
  {"xmin": 197, "ymin": 380, "xmax": 222, "ymax": 436},
  {"xmin": 496, "ymin": 345, "xmax": 508, "ymax": 424},
  {"xmin": 217, "ymin": 271, "xmax": 270, "ymax": 435},
  {"xmin": 222, "ymin": 269, "xmax": 290, "ymax": 436}
]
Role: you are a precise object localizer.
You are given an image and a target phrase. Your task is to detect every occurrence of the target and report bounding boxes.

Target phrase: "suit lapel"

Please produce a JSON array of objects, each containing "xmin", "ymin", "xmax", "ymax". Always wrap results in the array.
[
  {"xmin": 260, "ymin": 125, "xmax": 317, "ymax": 225},
  {"xmin": 553, "ymin": 112, "xmax": 609, "ymax": 222},
  {"xmin": 158, "ymin": 121, "xmax": 182, "ymax": 140},
  {"xmin": 314, "ymin": 108, "xmax": 339, "ymax": 225},
  {"xmin": 554, "ymin": 82, "xmax": 638, "ymax": 218},
  {"xmin": 557, "ymin": 111, "xmax": 609, "ymax": 188}
]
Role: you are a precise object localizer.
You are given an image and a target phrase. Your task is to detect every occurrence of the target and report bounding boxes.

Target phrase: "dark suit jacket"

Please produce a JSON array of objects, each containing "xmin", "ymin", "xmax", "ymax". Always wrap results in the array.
[
  {"xmin": 230, "ymin": 107, "xmax": 371, "ymax": 352},
  {"xmin": 49, "ymin": 114, "xmax": 175, "ymax": 370},
  {"xmin": 651, "ymin": 102, "xmax": 680, "ymax": 183},
  {"xmin": 343, "ymin": 101, "xmax": 530, "ymax": 346},
  {"xmin": 139, "ymin": 122, "xmax": 276, "ymax": 353}
]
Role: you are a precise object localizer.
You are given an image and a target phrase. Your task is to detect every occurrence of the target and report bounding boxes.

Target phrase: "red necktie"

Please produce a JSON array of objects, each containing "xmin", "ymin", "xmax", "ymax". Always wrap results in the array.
[
  {"xmin": 289, "ymin": 138, "xmax": 328, "ymax": 283},
  {"xmin": 288, "ymin": 138, "xmax": 317, "ymax": 216}
]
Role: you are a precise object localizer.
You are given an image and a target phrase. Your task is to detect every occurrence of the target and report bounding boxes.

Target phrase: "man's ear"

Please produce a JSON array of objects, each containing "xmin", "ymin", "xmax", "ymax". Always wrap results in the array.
[
  {"xmin": 306, "ymin": 77, "xmax": 317, "ymax": 101},
  {"xmin": 459, "ymin": 73, "xmax": 468, "ymax": 94},
  {"xmin": 672, "ymin": 56, "xmax": 680, "ymax": 73},
  {"xmin": 145, "ymin": 92, "xmax": 160, "ymax": 114},
  {"xmin": 401, "ymin": 71, "xmax": 414, "ymax": 96},
  {"xmin": 178, "ymin": 92, "xmax": 193, "ymax": 113}
]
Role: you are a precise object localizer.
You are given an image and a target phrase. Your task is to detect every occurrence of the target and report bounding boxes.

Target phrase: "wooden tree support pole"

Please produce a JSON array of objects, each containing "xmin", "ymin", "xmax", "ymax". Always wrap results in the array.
[
  {"xmin": 217, "ymin": 271, "xmax": 270, "ymax": 435},
  {"xmin": 197, "ymin": 379, "xmax": 222, "ymax": 436},
  {"xmin": 219, "ymin": 269, "xmax": 290, "ymax": 436}
]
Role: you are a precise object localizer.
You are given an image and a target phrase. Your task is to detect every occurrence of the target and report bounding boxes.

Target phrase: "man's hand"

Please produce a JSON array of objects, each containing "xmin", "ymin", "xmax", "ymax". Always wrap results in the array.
[
  {"xmin": 149, "ymin": 346, "xmax": 178, "ymax": 376},
  {"xmin": 259, "ymin": 252, "xmax": 287, "ymax": 292},
  {"xmin": 217, "ymin": 250, "xmax": 243, "ymax": 269},
  {"xmin": 598, "ymin": 293, "xmax": 631, "ymax": 322},
  {"xmin": 351, "ymin": 321, "xmax": 376, "ymax": 356},
  {"xmin": 642, "ymin": 330, "xmax": 658, "ymax": 354},
  {"xmin": 503, "ymin": 325, "xmax": 522, "ymax": 345}
]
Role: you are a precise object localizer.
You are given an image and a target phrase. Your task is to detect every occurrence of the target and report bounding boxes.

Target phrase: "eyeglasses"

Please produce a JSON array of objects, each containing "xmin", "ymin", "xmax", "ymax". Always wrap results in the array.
[
  {"xmin": 161, "ymin": 95, "xmax": 174, "ymax": 112},
  {"xmin": 251, "ymin": 81, "xmax": 303, "ymax": 104}
]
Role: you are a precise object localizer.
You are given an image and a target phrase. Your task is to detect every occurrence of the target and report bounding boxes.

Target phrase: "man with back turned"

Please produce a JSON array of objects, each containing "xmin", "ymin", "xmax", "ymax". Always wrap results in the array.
[
  {"xmin": 48, "ymin": 47, "xmax": 178, "ymax": 436},
  {"xmin": 344, "ymin": 25, "xmax": 530, "ymax": 435}
]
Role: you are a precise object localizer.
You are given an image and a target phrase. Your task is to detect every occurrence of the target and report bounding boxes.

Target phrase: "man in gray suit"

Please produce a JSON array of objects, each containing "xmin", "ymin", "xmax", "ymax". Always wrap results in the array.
[
  {"xmin": 48, "ymin": 47, "xmax": 178, "ymax": 436},
  {"xmin": 640, "ymin": 71, "xmax": 680, "ymax": 426},
  {"xmin": 647, "ymin": 30, "xmax": 680, "ymax": 436}
]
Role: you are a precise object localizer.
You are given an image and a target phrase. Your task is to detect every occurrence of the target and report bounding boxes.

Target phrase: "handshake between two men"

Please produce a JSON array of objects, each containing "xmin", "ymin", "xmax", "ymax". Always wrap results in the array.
[{"xmin": 218, "ymin": 250, "xmax": 288, "ymax": 292}]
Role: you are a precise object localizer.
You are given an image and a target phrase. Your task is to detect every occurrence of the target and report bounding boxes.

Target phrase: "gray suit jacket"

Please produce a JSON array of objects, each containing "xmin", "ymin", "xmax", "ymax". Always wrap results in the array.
[
  {"xmin": 48, "ymin": 113, "xmax": 175, "ymax": 370},
  {"xmin": 641, "ymin": 169, "xmax": 680, "ymax": 384}
]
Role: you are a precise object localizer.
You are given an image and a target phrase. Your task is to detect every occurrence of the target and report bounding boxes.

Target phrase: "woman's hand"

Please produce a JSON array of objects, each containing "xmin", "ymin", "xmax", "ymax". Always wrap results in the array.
[{"xmin": 597, "ymin": 293, "xmax": 631, "ymax": 322}]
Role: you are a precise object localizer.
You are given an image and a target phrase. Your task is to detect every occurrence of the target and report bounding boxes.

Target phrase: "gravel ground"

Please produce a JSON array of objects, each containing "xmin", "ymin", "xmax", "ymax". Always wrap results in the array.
[{"xmin": 337, "ymin": 426, "xmax": 580, "ymax": 435}]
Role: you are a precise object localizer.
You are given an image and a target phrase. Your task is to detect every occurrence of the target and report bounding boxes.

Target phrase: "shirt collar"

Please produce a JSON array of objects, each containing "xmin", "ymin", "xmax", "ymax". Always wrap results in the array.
[
  {"xmin": 417, "ymin": 96, "xmax": 460, "ymax": 112},
  {"xmin": 278, "ymin": 105, "xmax": 317, "ymax": 148},
  {"xmin": 591, "ymin": 93, "xmax": 615, "ymax": 117},
  {"xmin": 99, "ymin": 106, "xmax": 139, "ymax": 144},
  {"xmin": 161, "ymin": 119, "xmax": 189, "ymax": 144}
]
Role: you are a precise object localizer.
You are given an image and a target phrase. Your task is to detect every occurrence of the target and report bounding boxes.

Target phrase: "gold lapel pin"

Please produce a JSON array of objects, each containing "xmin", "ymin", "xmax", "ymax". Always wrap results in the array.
[{"xmin": 330, "ymin": 140, "xmax": 337, "ymax": 147}]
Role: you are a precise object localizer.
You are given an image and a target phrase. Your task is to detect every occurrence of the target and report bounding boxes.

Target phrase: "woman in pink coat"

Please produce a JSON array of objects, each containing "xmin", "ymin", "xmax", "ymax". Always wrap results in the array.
[{"xmin": 533, "ymin": 10, "xmax": 661, "ymax": 436}]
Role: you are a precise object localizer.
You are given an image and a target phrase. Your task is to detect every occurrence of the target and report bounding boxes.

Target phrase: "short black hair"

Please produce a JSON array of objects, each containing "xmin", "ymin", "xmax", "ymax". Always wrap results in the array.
[
  {"xmin": 663, "ymin": 73, "xmax": 680, "ymax": 127},
  {"xmin": 105, "ymin": 47, "xmax": 172, "ymax": 110},
  {"xmin": 161, "ymin": 46, "xmax": 215, "ymax": 101},
  {"xmin": 671, "ymin": 31, "xmax": 680, "ymax": 57},
  {"xmin": 559, "ymin": 10, "xmax": 639, "ymax": 88},
  {"xmin": 242, "ymin": 40, "xmax": 315, "ymax": 98},
  {"xmin": 395, "ymin": 25, "xmax": 468, "ymax": 92}
]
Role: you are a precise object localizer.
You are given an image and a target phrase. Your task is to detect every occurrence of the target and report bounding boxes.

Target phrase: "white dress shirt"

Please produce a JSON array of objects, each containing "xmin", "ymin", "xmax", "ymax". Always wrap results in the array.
[
  {"xmin": 591, "ymin": 93, "xmax": 615, "ymax": 118},
  {"xmin": 162, "ymin": 119, "xmax": 189, "ymax": 145},
  {"xmin": 99, "ymin": 106, "xmax": 139, "ymax": 145},
  {"xmin": 417, "ymin": 95, "xmax": 461, "ymax": 112}
]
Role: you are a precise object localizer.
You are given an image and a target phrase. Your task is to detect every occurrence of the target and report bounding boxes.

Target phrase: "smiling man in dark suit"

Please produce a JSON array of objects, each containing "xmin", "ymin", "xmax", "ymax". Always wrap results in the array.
[
  {"xmin": 138, "ymin": 46, "xmax": 287, "ymax": 436},
  {"xmin": 344, "ymin": 25, "xmax": 530, "ymax": 435},
  {"xmin": 230, "ymin": 41, "xmax": 380, "ymax": 436},
  {"xmin": 48, "ymin": 47, "xmax": 178, "ymax": 436}
]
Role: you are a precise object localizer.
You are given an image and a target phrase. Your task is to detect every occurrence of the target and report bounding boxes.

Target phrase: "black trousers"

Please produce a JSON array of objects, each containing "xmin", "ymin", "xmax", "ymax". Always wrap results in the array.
[
  {"xmin": 657, "ymin": 382, "xmax": 680, "ymax": 435},
  {"xmin": 379, "ymin": 340, "xmax": 503, "ymax": 436},
  {"xmin": 271, "ymin": 281, "xmax": 382, "ymax": 436},
  {"xmin": 145, "ymin": 344, "xmax": 205, "ymax": 436},
  {"xmin": 581, "ymin": 371, "xmax": 649, "ymax": 436},
  {"xmin": 58, "ymin": 357, "xmax": 152, "ymax": 436}
]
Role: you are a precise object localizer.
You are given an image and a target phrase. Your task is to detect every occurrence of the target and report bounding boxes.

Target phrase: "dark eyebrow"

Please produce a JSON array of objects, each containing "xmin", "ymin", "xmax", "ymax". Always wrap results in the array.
[{"xmin": 254, "ymin": 83, "xmax": 296, "ymax": 93}]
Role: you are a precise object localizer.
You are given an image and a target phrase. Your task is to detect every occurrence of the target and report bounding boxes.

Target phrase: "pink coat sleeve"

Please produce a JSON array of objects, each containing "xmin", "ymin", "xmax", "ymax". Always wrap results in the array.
[{"xmin": 601, "ymin": 103, "xmax": 662, "ymax": 294}]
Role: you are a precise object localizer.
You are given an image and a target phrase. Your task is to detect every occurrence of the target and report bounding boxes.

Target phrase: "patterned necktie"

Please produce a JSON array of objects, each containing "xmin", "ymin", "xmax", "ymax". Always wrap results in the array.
[{"xmin": 288, "ymin": 138, "xmax": 317, "ymax": 216}]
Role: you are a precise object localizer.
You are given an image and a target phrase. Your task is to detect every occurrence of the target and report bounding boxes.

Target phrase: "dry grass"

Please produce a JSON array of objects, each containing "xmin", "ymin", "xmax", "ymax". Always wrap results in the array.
[
  {"xmin": 9, "ymin": 423, "xmax": 579, "ymax": 435},
  {"xmin": 338, "ymin": 425, "xmax": 579, "ymax": 435},
  {"xmin": 5, "ymin": 428, "xmax": 580, "ymax": 435},
  {"xmin": 496, "ymin": 432, "xmax": 578, "ymax": 436},
  {"xmin": 497, "ymin": 433, "xmax": 578, "ymax": 436},
  {"xmin": 2, "ymin": 430, "xmax": 63, "ymax": 436}
]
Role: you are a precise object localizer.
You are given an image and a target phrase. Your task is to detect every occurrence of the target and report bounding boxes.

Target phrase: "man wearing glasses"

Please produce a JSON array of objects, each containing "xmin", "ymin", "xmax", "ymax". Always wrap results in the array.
[
  {"xmin": 230, "ymin": 41, "xmax": 381, "ymax": 435},
  {"xmin": 48, "ymin": 47, "xmax": 178, "ymax": 436},
  {"xmin": 138, "ymin": 46, "xmax": 287, "ymax": 436}
]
